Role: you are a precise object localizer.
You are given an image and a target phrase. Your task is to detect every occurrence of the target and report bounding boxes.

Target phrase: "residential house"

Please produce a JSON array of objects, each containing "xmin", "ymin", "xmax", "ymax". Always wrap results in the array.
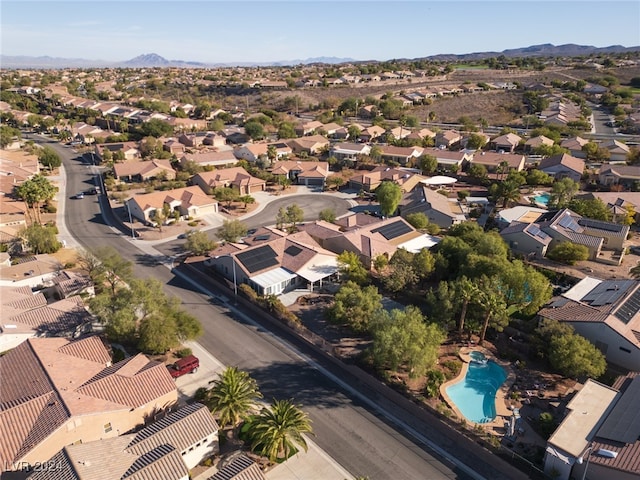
[
  {"xmin": 359, "ymin": 105, "xmax": 378, "ymax": 118},
  {"xmin": 491, "ymin": 133, "xmax": 522, "ymax": 153},
  {"xmin": 125, "ymin": 186, "xmax": 218, "ymax": 225},
  {"xmin": 300, "ymin": 216, "xmax": 438, "ymax": 268},
  {"xmin": 577, "ymin": 192, "xmax": 640, "ymax": 223},
  {"xmin": 538, "ymin": 277, "xmax": 640, "ymax": 371},
  {"xmin": 286, "ymin": 134, "xmax": 330, "ymax": 155},
  {"xmin": 469, "ymin": 152, "xmax": 525, "ymax": 172},
  {"xmin": 70, "ymin": 122, "xmax": 105, "ymax": 144},
  {"xmin": 178, "ymin": 132, "xmax": 207, "ymax": 148},
  {"xmin": 203, "ymin": 132, "xmax": 227, "ymax": 148},
  {"xmin": 599, "ymin": 164, "xmax": 640, "ymax": 188},
  {"xmin": 524, "ymin": 135, "xmax": 554, "ymax": 152},
  {"xmin": 405, "ymin": 128, "xmax": 436, "ymax": 143},
  {"xmin": 294, "ymin": 120, "xmax": 324, "ymax": 136},
  {"xmin": 113, "ymin": 159, "xmax": 176, "ymax": 182},
  {"xmin": 601, "ymin": 139, "xmax": 631, "ymax": 162},
  {"xmin": 560, "ymin": 136, "xmax": 588, "ymax": 159},
  {"xmin": 191, "ymin": 167, "xmax": 266, "ymax": 195},
  {"xmin": 378, "ymin": 145, "xmax": 424, "ymax": 166},
  {"xmin": 29, "ymin": 403, "xmax": 219, "ymax": 480},
  {"xmin": 400, "ymin": 184, "xmax": 466, "ymax": 228},
  {"xmin": 348, "ymin": 166, "xmax": 426, "ymax": 193},
  {"xmin": 435, "ymin": 130, "xmax": 462, "ymax": 149},
  {"xmin": 163, "ymin": 138, "xmax": 186, "ymax": 155},
  {"xmin": 321, "ymin": 122, "xmax": 343, "ymax": 137},
  {"xmin": 94, "ymin": 142, "xmax": 140, "ymax": 162},
  {"xmin": 0, "ymin": 336, "xmax": 178, "ymax": 471},
  {"xmin": 534, "ymin": 209, "xmax": 629, "ymax": 261},
  {"xmin": 359, "ymin": 125, "xmax": 386, "ymax": 143},
  {"xmin": 0, "ymin": 197, "xmax": 27, "ymax": 230},
  {"xmin": 499, "ymin": 222, "xmax": 552, "ymax": 258},
  {"xmin": 181, "ymin": 150, "xmax": 238, "ymax": 168},
  {"xmin": 234, "ymin": 142, "xmax": 292, "ymax": 163},
  {"xmin": 330, "ymin": 142, "xmax": 371, "ymax": 161},
  {"xmin": 421, "ymin": 147, "xmax": 473, "ymax": 169},
  {"xmin": 271, "ymin": 160, "xmax": 330, "ymax": 188},
  {"xmin": 388, "ymin": 126, "xmax": 411, "ymax": 140},
  {"xmin": 206, "ymin": 230, "xmax": 338, "ymax": 295},
  {"xmin": 538, "ymin": 154, "xmax": 585, "ymax": 182},
  {"xmin": 543, "ymin": 379, "xmax": 621, "ymax": 480}
]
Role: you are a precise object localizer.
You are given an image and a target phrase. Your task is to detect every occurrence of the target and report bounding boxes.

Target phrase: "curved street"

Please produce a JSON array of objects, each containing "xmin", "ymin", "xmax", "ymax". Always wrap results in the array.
[{"xmin": 41, "ymin": 137, "xmax": 532, "ymax": 480}]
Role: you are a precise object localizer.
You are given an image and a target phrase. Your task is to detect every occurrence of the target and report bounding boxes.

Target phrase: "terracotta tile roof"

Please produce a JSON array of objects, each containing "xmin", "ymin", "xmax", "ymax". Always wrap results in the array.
[
  {"xmin": 194, "ymin": 167, "xmax": 265, "ymax": 189},
  {"xmin": 182, "ymin": 150, "xmax": 237, "ymax": 164},
  {"xmin": 471, "ymin": 152, "xmax": 525, "ymax": 169},
  {"xmin": 1, "ymin": 287, "xmax": 48, "ymax": 320},
  {"xmin": 5, "ymin": 296, "xmax": 92, "ymax": 336},
  {"xmin": 113, "ymin": 159, "xmax": 175, "ymax": 179},
  {"xmin": 129, "ymin": 186, "xmax": 216, "ymax": 211},
  {"xmin": 539, "ymin": 153, "xmax": 585, "ymax": 175},
  {"xmin": 270, "ymin": 160, "xmax": 329, "ymax": 177}
]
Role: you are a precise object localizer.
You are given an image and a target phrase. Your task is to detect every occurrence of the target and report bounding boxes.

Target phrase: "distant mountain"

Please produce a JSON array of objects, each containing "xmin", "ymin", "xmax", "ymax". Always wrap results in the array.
[{"xmin": 2, "ymin": 44, "xmax": 639, "ymax": 69}]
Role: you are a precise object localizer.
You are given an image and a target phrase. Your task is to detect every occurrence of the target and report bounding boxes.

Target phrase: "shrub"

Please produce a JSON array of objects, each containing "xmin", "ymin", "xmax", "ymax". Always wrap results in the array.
[
  {"xmin": 441, "ymin": 359, "xmax": 462, "ymax": 380},
  {"xmin": 238, "ymin": 283, "xmax": 258, "ymax": 302},
  {"xmin": 43, "ymin": 203, "xmax": 57, "ymax": 214},
  {"xmin": 425, "ymin": 369, "xmax": 446, "ymax": 398},
  {"xmin": 194, "ymin": 387, "xmax": 209, "ymax": 403},
  {"xmin": 176, "ymin": 347, "xmax": 192, "ymax": 358}
]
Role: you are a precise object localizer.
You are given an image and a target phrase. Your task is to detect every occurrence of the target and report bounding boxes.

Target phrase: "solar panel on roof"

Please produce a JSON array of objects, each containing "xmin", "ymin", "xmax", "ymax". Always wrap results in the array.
[
  {"xmin": 253, "ymin": 234, "xmax": 271, "ymax": 241},
  {"xmin": 558, "ymin": 214, "xmax": 582, "ymax": 232},
  {"xmin": 614, "ymin": 287, "xmax": 640, "ymax": 324},
  {"xmin": 371, "ymin": 221, "xmax": 413, "ymax": 240},
  {"xmin": 284, "ymin": 245, "xmax": 303, "ymax": 257},
  {"xmin": 528, "ymin": 225, "xmax": 541, "ymax": 235},
  {"xmin": 236, "ymin": 245, "xmax": 279, "ymax": 273},
  {"xmin": 597, "ymin": 376, "xmax": 640, "ymax": 444},
  {"xmin": 579, "ymin": 218, "xmax": 623, "ymax": 232}
]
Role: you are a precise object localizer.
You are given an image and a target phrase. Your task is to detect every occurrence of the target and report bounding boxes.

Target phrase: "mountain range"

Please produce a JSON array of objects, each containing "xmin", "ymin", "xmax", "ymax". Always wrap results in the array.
[{"xmin": 2, "ymin": 44, "xmax": 639, "ymax": 69}]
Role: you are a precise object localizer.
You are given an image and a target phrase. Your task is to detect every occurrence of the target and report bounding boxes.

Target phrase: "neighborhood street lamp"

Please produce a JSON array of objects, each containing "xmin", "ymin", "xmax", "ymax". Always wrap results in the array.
[{"xmin": 576, "ymin": 444, "xmax": 594, "ymax": 480}]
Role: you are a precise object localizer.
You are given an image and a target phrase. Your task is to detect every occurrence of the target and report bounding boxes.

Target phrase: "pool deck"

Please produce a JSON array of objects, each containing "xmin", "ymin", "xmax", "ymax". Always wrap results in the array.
[
  {"xmin": 440, "ymin": 346, "xmax": 517, "ymax": 430},
  {"xmin": 523, "ymin": 191, "xmax": 550, "ymax": 209}
]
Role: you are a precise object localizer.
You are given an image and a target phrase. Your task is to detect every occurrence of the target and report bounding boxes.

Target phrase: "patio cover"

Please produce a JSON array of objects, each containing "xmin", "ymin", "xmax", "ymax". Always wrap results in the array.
[
  {"xmin": 421, "ymin": 175, "xmax": 457, "ymax": 185},
  {"xmin": 296, "ymin": 255, "xmax": 338, "ymax": 283},
  {"xmin": 250, "ymin": 267, "xmax": 297, "ymax": 288}
]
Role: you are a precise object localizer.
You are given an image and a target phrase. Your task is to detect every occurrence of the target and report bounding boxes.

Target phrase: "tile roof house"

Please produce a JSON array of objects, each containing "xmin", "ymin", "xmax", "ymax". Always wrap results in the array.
[
  {"xmin": 491, "ymin": 133, "xmax": 522, "ymax": 153},
  {"xmin": 348, "ymin": 166, "xmax": 427, "ymax": 193},
  {"xmin": 294, "ymin": 120, "xmax": 324, "ymax": 136},
  {"xmin": 270, "ymin": 160, "xmax": 330, "ymax": 187},
  {"xmin": 578, "ymin": 192, "xmax": 640, "ymax": 223},
  {"xmin": 538, "ymin": 154, "xmax": 585, "ymax": 182},
  {"xmin": 206, "ymin": 230, "xmax": 338, "ymax": 295},
  {"xmin": 125, "ymin": 186, "xmax": 218, "ymax": 224},
  {"xmin": 599, "ymin": 164, "xmax": 640, "ymax": 187},
  {"xmin": 163, "ymin": 138, "xmax": 186, "ymax": 155},
  {"xmin": 233, "ymin": 142, "xmax": 292, "ymax": 163},
  {"xmin": 560, "ymin": 137, "xmax": 589, "ymax": 159},
  {"xmin": 181, "ymin": 150, "xmax": 239, "ymax": 168},
  {"xmin": 524, "ymin": 135, "xmax": 555, "ymax": 151},
  {"xmin": 601, "ymin": 139, "xmax": 631, "ymax": 162},
  {"xmin": 28, "ymin": 403, "xmax": 219, "ymax": 480},
  {"xmin": 0, "ymin": 336, "xmax": 178, "ymax": 471},
  {"xmin": 400, "ymin": 184, "xmax": 466, "ymax": 228},
  {"xmin": 378, "ymin": 145, "xmax": 424, "ymax": 166},
  {"xmin": 421, "ymin": 147, "xmax": 473, "ymax": 168},
  {"xmin": 113, "ymin": 159, "xmax": 176, "ymax": 182},
  {"xmin": 499, "ymin": 222, "xmax": 553, "ymax": 258},
  {"xmin": 469, "ymin": 152, "xmax": 525, "ymax": 172},
  {"xmin": 191, "ymin": 167, "xmax": 266, "ymax": 195},
  {"xmin": 330, "ymin": 142, "xmax": 371, "ymax": 161},
  {"xmin": 538, "ymin": 276, "xmax": 640, "ymax": 371},
  {"xmin": 94, "ymin": 142, "xmax": 140, "ymax": 162},
  {"xmin": 286, "ymin": 134, "xmax": 330, "ymax": 155},
  {"xmin": 434, "ymin": 130, "xmax": 462, "ymax": 149},
  {"xmin": 359, "ymin": 125, "xmax": 386, "ymax": 142},
  {"xmin": 534, "ymin": 208, "xmax": 629, "ymax": 261},
  {"xmin": 300, "ymin": 216, "xmax": 438, "ymax": 268}
]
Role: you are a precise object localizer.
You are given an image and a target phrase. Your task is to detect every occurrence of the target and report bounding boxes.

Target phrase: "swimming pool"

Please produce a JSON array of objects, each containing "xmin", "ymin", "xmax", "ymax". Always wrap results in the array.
[
  {"xmin": 445, "ymin": 354, "xmax": 507, "ymax": 423},
  {"xmin": 533, "ymin": 192, "xmax": 551, "ymax": 206}
]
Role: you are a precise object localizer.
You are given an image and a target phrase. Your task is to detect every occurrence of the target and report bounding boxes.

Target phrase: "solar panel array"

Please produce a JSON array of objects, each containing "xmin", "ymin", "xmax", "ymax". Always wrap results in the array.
[
  {"xmin": 597, "ymin": 376, "xmax": 640, "ymax": 444},
  {"xmin": 579, "ymin": 217, "xmax": 624, "ymax": 233},
  {"xmin": 372, "ymin": 220, "xmax": 413, "ymax": 240},
  {"xmin": 614, "ymin": 287, "xmax": 640, "ymax": 324},
  {"xmin": 284, "ymin": 245, "xmax": 303, "ymax": 257},
  {"xmin": 582, "ymin": 280, "xmax": 633, "ymax": 307},
  {"xmin": 527, "ymin": 224, "xmax": 550, "ymax": 240},
  {"xmin": 557, "ymin": 214, "xmax": 583, "ymax": 233},
  {"xmin": 237, "ymin": 245, "xmax": 278, "ymax": 273}
]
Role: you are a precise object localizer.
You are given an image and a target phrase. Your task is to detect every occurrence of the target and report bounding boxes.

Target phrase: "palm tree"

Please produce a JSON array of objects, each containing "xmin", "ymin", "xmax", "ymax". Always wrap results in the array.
[
  {"xmin": 206, "ymin": 366, "xmax": 262, "ymax": 432},
  {"xmin": 477, "ymin": 278, "xmax": 508, "ymax": 346},
  {"xmin": 454, "ymin": 276, "xmax": 479, "ymax": 336},
  {"xmin": 630, "ymin": 262, "xmax": 640, "ymax": 279},
  {"xmin": 247, "ymin": 399, "xmax": 313, "ymax": 463}
]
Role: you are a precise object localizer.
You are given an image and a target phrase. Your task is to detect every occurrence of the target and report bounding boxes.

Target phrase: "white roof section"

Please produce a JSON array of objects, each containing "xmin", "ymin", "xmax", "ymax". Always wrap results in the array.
[
  {"xmin": 548, "ymin": 379, "xmax": 619, "ymax": 458},
  {"xmin": 498, "ymin": 206, "xmax": 547, "ymax": 224},
  {"xmin": 466, "ymin": 196, "xmax": 489, "ymax": 204},
  {"xmin": 421, "ymin": 175, "xmax": 457, "ymax": 185},
  {"xmin": 398, "ymin": 234, "xmax": 441, "ymax": 253},
  {"xmin": 250, "ymin": 267, "xmax": 296, "ymax": 288},
  {"xmin": 562, "ymin": 276, "xmax": 603, "ymax": 302},
  {"xmin": 296, "ymin": 254, "xmax": 338, "ymax": 283}
]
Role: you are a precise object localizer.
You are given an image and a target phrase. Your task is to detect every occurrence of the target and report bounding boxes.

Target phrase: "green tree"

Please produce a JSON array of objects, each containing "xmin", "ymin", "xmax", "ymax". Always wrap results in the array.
[
  {"xmin": 238, "ymin": 195, "xmax": 256, "ymax": 209},
  {"xmin": 476, "ymin": 277, "xmax": 509, "ymax": 345},
  {"xmin": 452, "ymin": 276, "xmax": 479, "ymax": 335},
  {"xmin": 548, "ymin": 332, "xmax": 606, "ymax": 378},
  {"xmin": 207, "ymin": 366, "xmax": 263, "ymax": 430},
  {"xmin": 499, "ymin": 260, "xmax": 552, "ymax": 316},
  {"xmin": 37, "ymin": 146, "xmax": 61, "ymax": 170},
  {"xmin": 139, "ymin": 118, "xmax": 173, "ymax": 137},
  {"xmin": 466, "ymin": 133, "xmax": 488, "ymax": 150},
  {"xmin": 468, "ymin": 163, "xmax": 488, "ymax": 180},
  {"xmin": 278, "ymin": 122, "xmax": 297, "ymax": 139},
  {"xmin": 329, "ymin": 281, "xmax": 382, "ymax": 333},
  {"xmin": 213, "ymin": 186, "xmax": 238, "ymax": 209},
  {"xmin": 285, "ymin": 204, "xmax": 304, "ymax": 232},
  {"xmin": 318, "ymin": 208, "xmax": 336, "ymax": 223},
  {"xmin": 418, "ymin": 154, "xmax": 438, "ymax": 174},
  {"xmin": 549, "ymin": 178, "xmax": 580, "ymax": 209},
  {"xmin": 375, "ymin": 181, "xmax": 403, "ymax": 217},
  {"xmin": 336, "ymin": 251, "xmax": 369, "ymax": 285},
  {"xmin": 526, "ymin": 169, "xmax": 554, "ymax": 186},
  {"xmin": 326, "ymin": 176, "xmax": 346, "ymax": 191},
  {"xmin": 489, "ymin": 178, "xmax": 522, "ymax": 208},
  {"xmin": 412, "ymin": 248, "xmax": 435, "ymax": 281},
  {"xmin": 94, "ymin": 246, "xmax": 133, "ymax": 296},
  {"xmin": 14, "ymin": 174, "xmax": 58, "ymax": 224},
  {"xmin": 20, "ymin": 224, "xmax": 61, "ymax": 254},
  {"xmin": 217, "ymin": 219, "xmax": 248, "ymax": 243},
  {"xmin": 547, "ymin": 242, "xmax": 590, "ymax": 265},
  {"xmin": 582, "ymin": 142, "xmax": 611, "ymax": 162},
  {"xmin": 567, "ymin": 198, "xmax": 612, "ymax": 221},
  {"xmin": 405, "ymin": 212, "xmax": 428, "ymax": 230},
  {"xmin": 0, "ymin": 125, "xmax": 21, "ymax": 148},
  {"xmin": 246, "ymin": 399, "xmax": 313, "ymax": 463},
  {"xmin": 370, "ymin": 306, "xmax": 446, "ymax": 378},
  {"xmin": 244, "ymin": 121, "xmax": 265, "ymax": 140},
  {"xmin": 185, "ymin": 229, "xmax": 217, "ymax": 256},
  {"xmin": 137, "ymin": 314, "xmax": 179, "ymax": 354},
  {"xmin": 348, "ymin": 125, "xmax": 362, "ymax": 141}
]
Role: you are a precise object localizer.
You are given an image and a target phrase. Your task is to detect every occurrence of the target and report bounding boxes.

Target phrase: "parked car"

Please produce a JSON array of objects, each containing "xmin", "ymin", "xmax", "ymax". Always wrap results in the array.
[
  {"xmin": 629, "ymin": 246, "xmax": 640, "ymax": 255},
  {"xmin": 84, "ymin": 188, "xmax": 98, "ymax": 195},
  {"xmin": 166, "ymin": 355, "xmax": 199, "ymax": 378},
  {"xmin": 73, "ymin": 192, "xmax": 84, "ymax": 199}
]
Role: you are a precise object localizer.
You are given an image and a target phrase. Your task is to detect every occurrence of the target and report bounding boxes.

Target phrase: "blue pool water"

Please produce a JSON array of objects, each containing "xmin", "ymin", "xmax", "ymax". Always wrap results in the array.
[
  {"xmin": 446, "ymin": 356, "xmax": 507, "ymax": 423},
  {"xmin": 533, "ymin": 192, "xmax": 551, "ymax": 205}
]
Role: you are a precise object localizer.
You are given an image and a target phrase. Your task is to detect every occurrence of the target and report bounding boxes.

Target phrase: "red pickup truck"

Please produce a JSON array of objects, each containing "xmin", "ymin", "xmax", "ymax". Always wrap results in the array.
[{"xmin": 167, "ymin": 355, "xmax": 199, "ymax": 378}]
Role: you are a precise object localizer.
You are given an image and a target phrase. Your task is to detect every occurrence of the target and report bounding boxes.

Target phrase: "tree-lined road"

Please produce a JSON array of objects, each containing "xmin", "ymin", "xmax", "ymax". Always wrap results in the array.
[{"xmin": 42, "ymin": 137, "xmax": 531, "ymax": 480}]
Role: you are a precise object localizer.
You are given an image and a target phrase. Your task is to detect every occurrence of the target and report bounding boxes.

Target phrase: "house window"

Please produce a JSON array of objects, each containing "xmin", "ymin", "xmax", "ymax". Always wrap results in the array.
[
  {"xmin": 104, "ymin": 423, "xmax": 112, "ymax": 433},
  {"xmin": 619, "ymin": 346, "xmax": 631, "ymax": 354}
]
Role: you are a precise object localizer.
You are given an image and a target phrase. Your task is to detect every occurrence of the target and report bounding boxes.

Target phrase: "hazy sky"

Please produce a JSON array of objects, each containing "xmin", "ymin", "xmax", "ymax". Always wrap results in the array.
[{"xmin": 2, "ymin": 1, "xmax": 639, "ymax": 64}]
